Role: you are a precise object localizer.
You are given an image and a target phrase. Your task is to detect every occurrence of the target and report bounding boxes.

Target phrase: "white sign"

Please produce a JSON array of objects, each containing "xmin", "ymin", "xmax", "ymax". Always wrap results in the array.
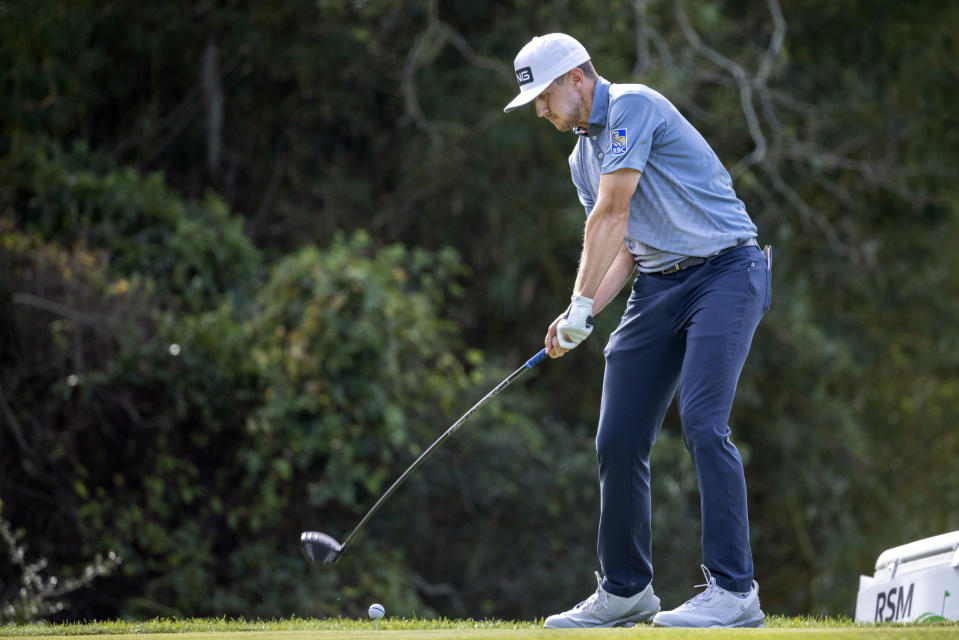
[
  {"xmin": 855, "ymin": 565, "xmax": 957, "ymax": 622},
  {"xmin": 855, "ymin": 531, "xmax": 959, "ymax": 623}
]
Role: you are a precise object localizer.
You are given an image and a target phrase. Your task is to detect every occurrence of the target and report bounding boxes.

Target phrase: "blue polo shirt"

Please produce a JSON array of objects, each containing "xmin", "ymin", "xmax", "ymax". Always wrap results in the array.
[{"xmin": 569, "ymin": 78, "xmax": 757, "ymax": 272}]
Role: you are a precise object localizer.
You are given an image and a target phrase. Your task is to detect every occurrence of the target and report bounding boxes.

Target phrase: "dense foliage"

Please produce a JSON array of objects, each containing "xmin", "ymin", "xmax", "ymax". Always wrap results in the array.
[{"xmin": 1, "ymin": 0, "xmax": 957, "ymax": 622}]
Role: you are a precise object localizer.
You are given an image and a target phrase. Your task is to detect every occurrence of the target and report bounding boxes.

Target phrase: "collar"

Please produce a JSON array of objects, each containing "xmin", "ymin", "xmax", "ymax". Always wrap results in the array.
[{"xmin": 573, "ymin": 77, "xmax": 611, "ymax": 137}]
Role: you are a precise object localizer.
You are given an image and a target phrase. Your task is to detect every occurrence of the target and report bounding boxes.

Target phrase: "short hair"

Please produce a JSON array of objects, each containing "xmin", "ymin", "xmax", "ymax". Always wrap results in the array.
[{"xmin": 553, "ymin": 61, "xmax": 598, "ymax": 85}]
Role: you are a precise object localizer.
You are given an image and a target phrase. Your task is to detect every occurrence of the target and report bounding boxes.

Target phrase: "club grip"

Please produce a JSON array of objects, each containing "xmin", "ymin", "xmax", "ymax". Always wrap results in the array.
[{"xmin": 524, "ymin": 348, "xmax": 548, "ymax": 369}]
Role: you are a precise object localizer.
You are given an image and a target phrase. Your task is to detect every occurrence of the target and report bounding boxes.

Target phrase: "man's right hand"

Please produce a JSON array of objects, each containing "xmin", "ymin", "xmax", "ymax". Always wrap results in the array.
[{"xmin": 545, "ymin": 312, "xmax": 571, "ymax": 358}]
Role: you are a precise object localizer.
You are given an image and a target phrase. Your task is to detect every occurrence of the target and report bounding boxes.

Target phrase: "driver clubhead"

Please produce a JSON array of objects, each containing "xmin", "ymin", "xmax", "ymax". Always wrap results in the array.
[{"xmin": 300, "ymin": 531, "xmax": 343, "ymax": 566}]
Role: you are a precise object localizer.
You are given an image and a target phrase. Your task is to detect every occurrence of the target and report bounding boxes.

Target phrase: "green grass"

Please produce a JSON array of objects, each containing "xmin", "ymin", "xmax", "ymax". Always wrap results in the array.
[{"xmin": 2, "ymin": 617, "xmax": 958, "ymax": 639}]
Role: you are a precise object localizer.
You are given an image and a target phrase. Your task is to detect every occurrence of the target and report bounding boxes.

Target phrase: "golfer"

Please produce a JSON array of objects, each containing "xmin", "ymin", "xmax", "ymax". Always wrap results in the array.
[{"xmin": 504, "ymin": 34, "xmax": 770, "ymax": 628}]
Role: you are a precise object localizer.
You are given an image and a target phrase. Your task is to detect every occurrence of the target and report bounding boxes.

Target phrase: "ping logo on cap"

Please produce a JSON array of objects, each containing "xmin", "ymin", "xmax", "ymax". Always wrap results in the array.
[{"xmin": 516, "ymin": 66, "xmax": 534, "ymax": 86}]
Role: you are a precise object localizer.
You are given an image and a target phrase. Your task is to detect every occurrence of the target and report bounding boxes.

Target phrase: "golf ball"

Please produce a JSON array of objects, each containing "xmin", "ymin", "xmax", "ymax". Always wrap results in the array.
[{"xmin": 368, "ymin": 603, "xmax": 385, "ymax": 620}]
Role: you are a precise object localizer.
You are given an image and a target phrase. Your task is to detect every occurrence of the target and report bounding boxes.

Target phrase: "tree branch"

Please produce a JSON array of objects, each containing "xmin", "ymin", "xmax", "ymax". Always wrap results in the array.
[
  {"xmin": 401, "ymin": 0, "xmax": 510, "ymax": 143},
  {"xmin": 0, "ymin": 380, "xmax": 31, "ymax": 454},
  {"xmin": 674, "ymin": 0, "xmax": 767, "ymax": 177},
  {"xmin": 11, "ymin": 293, "xmax": 116, "ymax": 329}
]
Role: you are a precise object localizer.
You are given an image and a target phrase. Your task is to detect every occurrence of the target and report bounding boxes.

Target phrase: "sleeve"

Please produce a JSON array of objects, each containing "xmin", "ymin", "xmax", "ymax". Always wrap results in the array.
[
  {"xmin": 569, "ymin": 145, "xmax": 595, "ymax": 217},
  {"xmin": 601, "ymin": 93, "xmax": 666, "ymax": 175},
  {"xmin": 573, "ymin": 174, "xmax": 595, "ymax": 218}
]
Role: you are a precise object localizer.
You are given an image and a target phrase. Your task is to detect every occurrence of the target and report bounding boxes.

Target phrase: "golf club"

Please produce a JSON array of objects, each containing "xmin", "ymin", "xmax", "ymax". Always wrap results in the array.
[{"xmin": 301, "ymin": 347, "xmax": 549, "ymax": 566}]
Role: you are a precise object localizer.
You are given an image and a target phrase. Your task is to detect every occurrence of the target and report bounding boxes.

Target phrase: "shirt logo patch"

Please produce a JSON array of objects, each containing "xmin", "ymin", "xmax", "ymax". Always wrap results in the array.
[
  {"xmin": 516, "ymin": 66, "xmax": 534, "ymax": 86},
  {"xmin": 611, "ymin": 128, "xmax": 628, "ymax": 155}
]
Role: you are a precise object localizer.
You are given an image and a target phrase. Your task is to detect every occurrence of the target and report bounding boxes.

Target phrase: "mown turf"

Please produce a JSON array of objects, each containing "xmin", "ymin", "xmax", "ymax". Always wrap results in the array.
[{"xmin": 2, "ymin": 617, "xmax": 958, "ymax": 639}]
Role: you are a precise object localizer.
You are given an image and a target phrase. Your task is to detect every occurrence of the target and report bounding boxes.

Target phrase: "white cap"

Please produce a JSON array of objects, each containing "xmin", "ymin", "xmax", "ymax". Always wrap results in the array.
[{"xmin": 503, "ymin": 33, "xmax": 590, "ymax": 113}]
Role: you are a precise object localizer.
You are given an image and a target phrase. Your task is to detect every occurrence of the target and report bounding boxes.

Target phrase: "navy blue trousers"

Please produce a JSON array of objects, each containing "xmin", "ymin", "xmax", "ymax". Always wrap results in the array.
[{"xmin": 597, "ymin": 245, "xmax": 770, "ymax": 597}]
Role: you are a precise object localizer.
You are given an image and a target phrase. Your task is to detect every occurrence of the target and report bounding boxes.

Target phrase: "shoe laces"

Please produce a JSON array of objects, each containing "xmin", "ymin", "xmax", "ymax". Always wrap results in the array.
[
  {"xmin": 574, "ymin": 571, "xmax": 609, "ymax": 612},
  {"xmin": 687, "ymin": 565, "xmax": 722, "ymax": 606}
]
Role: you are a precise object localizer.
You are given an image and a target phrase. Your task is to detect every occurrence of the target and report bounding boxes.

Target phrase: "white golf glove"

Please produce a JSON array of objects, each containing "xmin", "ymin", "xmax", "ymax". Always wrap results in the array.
[{"xmin": 556, "ymin": 295, "xmax": 595, "ymax": 349}]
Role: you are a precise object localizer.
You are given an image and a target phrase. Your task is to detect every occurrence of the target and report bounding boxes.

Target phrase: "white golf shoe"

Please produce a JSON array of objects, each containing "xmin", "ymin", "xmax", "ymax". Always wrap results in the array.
[
  {"xmin": 653, "ymin": 565, "xmax": 765, "ymax": 628},
  {"xmin": 544, "ymin": 571, "xmax": 660, "ymax": 628}
]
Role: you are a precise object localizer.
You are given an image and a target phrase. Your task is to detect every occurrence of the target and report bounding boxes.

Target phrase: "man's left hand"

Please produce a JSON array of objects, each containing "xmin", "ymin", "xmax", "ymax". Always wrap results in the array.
[{"xmin": 555, "ymin": 295, "xmax": 595, "ymax": 350}]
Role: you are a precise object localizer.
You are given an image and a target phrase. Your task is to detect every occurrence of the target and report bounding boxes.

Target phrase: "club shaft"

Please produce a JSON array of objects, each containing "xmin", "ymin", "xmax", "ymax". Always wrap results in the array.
[{"xmin": 338, "ymin": 349, "xmax": 547, "ymax": 551}]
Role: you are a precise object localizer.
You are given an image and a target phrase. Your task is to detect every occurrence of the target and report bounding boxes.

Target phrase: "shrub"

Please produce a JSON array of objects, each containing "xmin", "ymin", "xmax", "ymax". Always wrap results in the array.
[{"xmin": 1, "ymin": 139, "xmax": 260, "ymax": 311}]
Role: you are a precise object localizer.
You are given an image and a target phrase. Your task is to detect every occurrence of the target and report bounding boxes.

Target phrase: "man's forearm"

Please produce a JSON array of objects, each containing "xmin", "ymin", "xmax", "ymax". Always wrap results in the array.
[
  {"xmin": 591, "ymin": 244, "xmax": 636, "ymax": 316},
  {"xmin": 573, "ymin": 200, "xmax": 630, "ymax": 299}
]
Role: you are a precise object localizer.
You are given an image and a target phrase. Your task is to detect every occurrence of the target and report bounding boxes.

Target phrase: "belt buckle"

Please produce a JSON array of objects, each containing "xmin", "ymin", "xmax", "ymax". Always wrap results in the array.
[{"xmin": 661, "ymin": 263, "xmax": 683, "ymax": 275}]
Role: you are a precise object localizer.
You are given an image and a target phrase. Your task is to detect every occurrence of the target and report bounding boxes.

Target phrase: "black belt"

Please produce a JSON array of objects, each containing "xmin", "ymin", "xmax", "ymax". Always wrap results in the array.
[{"xmin": 658, "ymin": 238, "xmax": 759, "ymax": 275}]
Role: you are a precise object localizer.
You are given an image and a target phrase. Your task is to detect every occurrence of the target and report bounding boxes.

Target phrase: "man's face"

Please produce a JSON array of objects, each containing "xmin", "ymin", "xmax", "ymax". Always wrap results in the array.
[{"xmin": 533, "ymin": 76, "xmax": 587, "ymax": 132}]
